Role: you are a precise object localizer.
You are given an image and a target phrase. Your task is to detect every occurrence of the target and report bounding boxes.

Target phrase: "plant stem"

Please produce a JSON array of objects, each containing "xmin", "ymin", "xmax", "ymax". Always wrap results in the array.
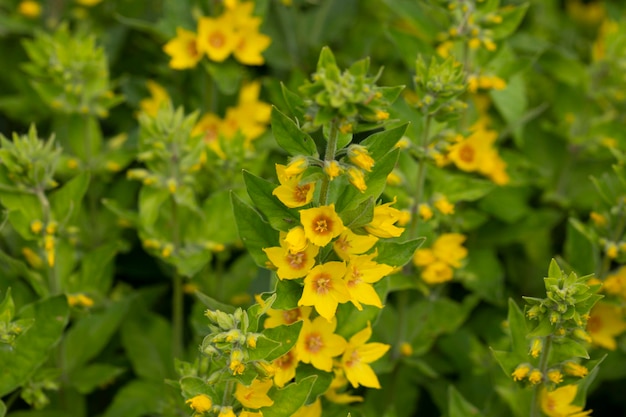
[
  {"xmin": 319, "ymin": 120, "xmax": 339, "ymax": 206},
  {"xmin": 530, "ymin": 335, "xmax": 552, "ymax": 417},
  {"xmin": 409, "ymin": 113, "xmax": 432, "ymax": 238},
  {"xmin": 172, "ymin": 270, "xmax": 184, "ymax": 359}
]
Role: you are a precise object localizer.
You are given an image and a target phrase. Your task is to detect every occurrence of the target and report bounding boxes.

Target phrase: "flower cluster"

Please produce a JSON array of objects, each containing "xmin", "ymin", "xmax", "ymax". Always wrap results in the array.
[
  {"xmin": 163, "ymin": 0, "xmax": 271, "ymax": 69},
  {"xmin": 192, "ymin": 81, "xmax": 271, "ymax": 158},
  {"xmin": 412, "ymin": 233, "xmax": 467, "ymax": 285}
]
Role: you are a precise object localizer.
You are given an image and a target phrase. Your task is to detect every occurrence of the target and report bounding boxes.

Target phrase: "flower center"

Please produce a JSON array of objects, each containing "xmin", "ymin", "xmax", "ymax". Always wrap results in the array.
[
  {"xmin": 587, "ymin": 315, "xmax": 602, "ymax": 333},
  {"xmin": 282, "ymin": 308, "xmax": 301, "ymax": 324},
  {"xmin": 294, "ymin": 184, "xmax": 311, "ymax": 203},
  {"xmin": 313, "ymin": 273, "xmax": 332, "ymax": 295},
  {"xmin": 203, "ymin": 126, "xmax": 218, "ymax": 143},
  {"xmin": 305, "ymin": 333, "xmax": 324, "ymax": 353},
  {"xmin": 187, "ymin": 40, "xmax": 199, "ymax": 58},
  {"xmin": 348, "ymin": 266, "xmax": 362, "ymax": 287},
  {"xmin": 209, "ymin": 31, "xmax": 226, "ymax": 48},
  {"xmin": 275, "ymin": 351, "xmax": 295, "ymax": 369},
  {"xmin": 336, "ymin": 236, "xmax": 351, "ymax": 252},
  {"xmin": 459, "ymin": 144, "xmax": 475, "ymax": 163},
  {"xmin": 286, "ymin": 251, "xmax": 306, "ymax": 269},
  {"xmin": 345, "ymin": 350, "xmax": 360, "ymax": 368},
  {"xmin": 313, "ymin": 215, "xmax": 332, "ymax": 235}
]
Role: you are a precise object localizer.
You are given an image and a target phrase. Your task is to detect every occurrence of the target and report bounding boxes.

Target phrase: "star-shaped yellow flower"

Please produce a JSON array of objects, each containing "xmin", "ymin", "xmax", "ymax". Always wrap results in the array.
[
  {"xmin": 344, "ymin": 253, "xmax": 393, "ymax": 310},
  {"xmin": 341, "ymin": 323, "xmax": 390, "ymax": 388},
  {"xmin": 300, "ymin": 204, "xmax": 346, "ymax": 247},
  {"xmin": 298, "ymin": 262, "xmax": 350, "ymax": 320},
  {"xmin": 296, "ymin": 316, "xmax": 347, "ymax": 372},
  {"xmin": 234, "ymin": 378, "xmax": 274, "ymax": 409},
  {"xmin": 540, "ymin": 385, "xmax": 592, "ymax": 417},
  {"xmin": 163, "ymin": 27, "xmax": 202, "ymax": 70}
]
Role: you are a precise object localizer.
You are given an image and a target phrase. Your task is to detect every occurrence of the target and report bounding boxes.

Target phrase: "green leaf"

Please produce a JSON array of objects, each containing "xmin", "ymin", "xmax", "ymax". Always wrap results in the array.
[
  {"xmin": 102, "ymin": 380, "xmax": 170, "ymax": 417},
  {"xmin": 69, "ymin": 363, "xmax": 126, "ymax": 394},
  {"xmin": 0, "ymin": 192, "xmax": 42, "ymax": 225},
  {"xmin": 271, "ymin": 107, "xmax": 318, "ymax": 157},
  {"xmin": 565, "ymin": 218, "xmax": 597, "ymax": 276},
  {"xmin": 75, "ymin": 242, "xmax": 119, "ymax": 294},
  {"xmin": 507, "ymin": 298, "xmax": 529, "ymax": 358},
  {"xmin": 0, "ymin": 295, "xmax": 69, "ymax": 397},
  {"xmin": 62, "ymin": 298, "xmax": 130, "ymax": 373},
  {"xmin": 428, "ymin": 166, "xmax": 496, "ymax": 202},
  {"xmin": 0, "ymin": 250, "xmax": 47, "ymax": 297},
  {"xmin": 491, "ymin": 3, "xmax": 529, "ymax": 40},
  {"xmin": 551, "ymin": 338, "xmax": 589, "ymax": 360},
  {"xmin": 0, "ymin": 288, "xmax": 14, "ymax": 323},
  {"xmin": 548, "ymin": 258, "xmax": 562, "ymax": 279},
  {"xmin": 263, "ymin": 375, "xmax": 317, "ymax": 417},
  {"xmin": 491, "ymin": 74, "xmax": 527, "ymax": 138},
  {"xmin": 180, "ymin": 376, "xmax": 215, "ymax": 398},
  {"xmin": 448, "ymin": 385, "xmax": 486, "ymax": 417},
  {"xmin": 461, "ymin": 249, "xmax": 505, "ymax": 305},
  {"xmin": 339, "ymin": 197, "xmax": 374, "ymax": 228},
  {"xmin": 243, "ymin": 170, "xmax": 300, "ymax": 232},
  {"xmin": 195, "ymin": 291, "xmax": 237, "ymax": 314},
  {"xmin": 527, "ymin": 317, "xmax": 553, "ymax": 338},
  {"xmin": 231, "ymin": 192, "xmax": 279, "ymax": 267},
  {"xmin": 374, "ymin": 238, "xmax": 425, "ymax": 267},
  {"xmin": 491, "ymin": 349, "xmax": 522, "ymax": 378},
  {"xmin": 0, "ymin": 400, "xmax": 5, "ymax": 417},
  {"xmin": 138, "ymin": 186, "xmax": 170, "ymax": 229},
  {"xmin": 249, "ymin": 321, "xmax": 302, "ymax": 362},
  {"xmin": 272, "ymin": 279, "xmax": 302, "ymax": 310},
  {"xmin": 201, "ymin": 190, "xmax": 239, "ymax": 244},
  {"xmin": 205, "ymin": 60, "xmax": 243, "ymax": 95},
  {"xmin": 295, "ymin": 364, "xmax": 333, "ymax": 405},
  {"xmin": 121, "ymin": 311, "xmax": 174, "ymax": 381},
  {"xmin": 360, "ymin": 123, "xmax": 408, "ymax": 161},
  {"xmin": 49, "ymin": 172, "xmax": 90, "ymax": 222}
]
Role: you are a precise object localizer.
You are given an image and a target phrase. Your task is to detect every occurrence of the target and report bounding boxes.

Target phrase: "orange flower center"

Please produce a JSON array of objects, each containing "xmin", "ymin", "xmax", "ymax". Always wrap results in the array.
[
  {"xmin": 313, "ymin": 273, "xmax": 332, "ymax": 295},
  {"xmin": 546, "ymin": 396, "xmax": 556, "ymax": 411},
  {"xmin": 313, "ymin": 215, "xmax": 332, "ymax": 235},
  {"xmin": 187, "ymin": 40, "xmax": 199, "ymax": 58},
  {"xmin": 336, "ymin": 236, "xmax": 351, "ymax": 252},
  {"xmin": 209, "ymin": 31, "xmax": 226, "ymax": 48},
  {"xmin": 275, "ymin": 351, "xmax": 295, "ymax": 369},
  {"xmin": 294, "ymin": 184, "xmax": 312, "ymax": 203},
  {"xmin": 305, "ymin": 333, "xmax": 324, "ymax": 353},
  {"xmin": 203, "ymin": 126, "xmax": 219, "ymax": 143},
  {"xmin": 344, "ymin": 349, "xmax": 360, "ymax": 368},
  {"xmin": 587, "ymin": 315, "xmax": 602, "ymax": 333},
  {"xmin": 286, "ymin": 251, "xmax": 306, "ymax": 269},
  {"xmin": 459, "ymin": 144, "xmax": 475, "ymax": 163},
  {"xmin": 281, "ymin": 308, "xmax": 301, "ymax": 324},
  {"xmin": 348, "ymin": 266, "xmax": 362, "ymax": 286}
]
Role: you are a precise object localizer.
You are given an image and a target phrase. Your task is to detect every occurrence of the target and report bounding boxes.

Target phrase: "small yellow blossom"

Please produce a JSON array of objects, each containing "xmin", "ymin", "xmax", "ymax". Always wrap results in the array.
[
  {"xmin": 284, "ymin": 156, "xmax": 308, "ymax": 177},
  {"xmin": 347, "ymin": 167, "xmax": 367, "ymax": 192},
  {"xmin": 264, "ymin": 306, "xmax": 312, "ymax": 329},
  {"xmin": 218, "ymin": 406, "xmax": 237, "ymax": 417},
  {"xmin": 606, "ymin": 242, "xmax": 618, "ymax": 259},
  {"xmin": 18, "ymin": 1, "xmax": 41, "ymax": 18},
  {"xmin": 400, "ymin": 342, "xmax": 413, "ymax": 357},
  {"xmin": 296, "ymin": 316, "xmax": 347, "ymax": 372},
  {"xmin": 512, "ymin": 364, "xmax": 530, "ymax": 381},
  {"xmin": 364, "ymin": 199, "xmax": 404, "ymax": 238},
  {"xmin": 324, "ymin": 160, "xmax": 342, "ymax": 180},
  {"xmin": 300, "ymin": 204, "xmax": 346, "ymax": 247},
  {"xmin": 22, "ymin": 247, "xmax": 43, "ymax": 269},
  {"xmin": 197, "ymin": 15, "xmax": 238, "ymax": 62},
  {"xmin": 419, "ymin": 204, "xmax": 433, "ymax": 220},
  {"xmin": 299, "ymin": 262, "xmax": 350, "ymax": 320},
  {"xmin": 563, "ymin": 362, "xmax": 588, "ymax": 378},
  {"xmin": 163, "ymin": 27, "xmax": 202, "ymax": 70},
  {"xmin": 273, "ymin": 165, "xmax": 316, "ymax": 208},
  {"xmin": 434, "ymin": 195, "xmax": 455, "ymax": 215},
  {"xmin": 186, "ymin": 394, "xmax": 213, "ymax": 414},
  {"xmin": 263, "ymin": 242, "xmax": 319, "ymax": 280},
  {"xmin": 347, "ymin": 145, "xmax": 375, "ymax": 172},
  {"xmin": 139, "ymin": 81, "xmax": 170, "ymax": 117},
  {"xmin": 341, "ymin": 322, "xmax": 390, "ymax": 388},
  {"xmin": 587, "ymin": 302, "xmax": 626, "ymax": 350},
  {"xmin": 30, "ymin": 220, "xmax": 43, "ymax": 234},
  {"xmin": 272, "ymin": 349, "xmax": 299, "ymax": 387},
  {"xmin": 344, "ymin": 253, "xmax": 393, "ymax": 310},
  {"xmin": 432, "ymin": 233, "xmax": 468, "ymax": 268},
  {"xmin": 530, "ymin": 338, "xmax": 543, "ymax": 358},
  {"xmin": 421, "ymin": 261, "xmax": 454, "ymax": 284},
  {"xmin": 528, "ymin": 369, "xmax": 543, "ymax": 385},
  {"xmin": 292, "ymin": 398, "xmax": 322, "ymax": 417},
  {"xmin": 547, "ymin": 369, "xmax": 564, "ymax": 384},
  {"xmin": 386, "ymin": 171, "xmax": 403, "ymax": 186}
]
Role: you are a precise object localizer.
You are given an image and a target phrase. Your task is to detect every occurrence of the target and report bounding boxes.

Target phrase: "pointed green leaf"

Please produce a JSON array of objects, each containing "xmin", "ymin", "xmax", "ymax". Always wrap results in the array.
[
  {"xmin": 360, "ymin": 123, "xmax": 408, "ymax": 161},
  {"xmin": 49, "ymin": 172, "xmax": 90, "ymax": 222},
  {"xmin": 69, "ymin": 363, "xmax": 126, "ymax": 394},
  {"xmin": 0, "ymin": 295, "xmax": 69, "ymax": 397},
  {"xmin": 548, "ymin": 258, "xmax": 562, "ymax": 279},
  {"xmin": 102, "ymin": 380, "xmax": 170, "ymax": 417},
  {"xmin": 295, "ymin": 364, "xmax": 333, "ymax": 405},
  {"xmin": 249, "ymin": 321, "xmax": 303, "ymax": 362},
  {"xmin": 231, "ymin": 192, "xmax": 279, "ymax": 267},
  {"xmin": 0, "ymin": 288, "xmax": 14, "ymax": 323},
  {"xmin": 507, "ymin": 298, "xmax": 528, "ymax": 358},
  {"xmin": 263, "ymin": 375, "xmax": 317, "ymax": 417},
  {"xmin": 138, "ymin": 186, "xmax": 170, "ymax": 229},
  {"xmin": 271, "ymin": 107, "xmax": 318, "ymax": 157},
  {"xmin": 243, "ymin": 170, "xmax": 300, "ymax": 232},
  {"xmin": 339, "ymin": 197, "xmax": 374, "ymax": 228},
  {"xmin": 448, "ymin": 385, "xmax": 486, "ymax": 417},
  {"xmin": 374, "ymin": 238, "xmax": 425, "ymax": 267},
  {"xmin": 272, "ymin": 279, "xmax": 302, "ymax": 310},
  {"xmin": 195, "ymin": 291, "xmax": 237, "ymax": 314}
]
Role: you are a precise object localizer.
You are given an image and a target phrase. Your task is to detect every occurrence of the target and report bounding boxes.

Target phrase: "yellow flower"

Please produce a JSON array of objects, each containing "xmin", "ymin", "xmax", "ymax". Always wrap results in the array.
[
  {"xmin": 235, "ymin": 378, "xmax": 274, "ymax": 409},
  {"xmin": 421, "ymin": 261, "xmax": 454, "ymax": 284},
  {"xmin": 347, "ymin": 145, "xmax": 375, "ymax": 172},
  {"xmin": 432, "ymin": 233, "xmax": 468, "ymax": 268},
  {"xmin": 344, "ymin": 253, "xmax": 393, "ymax": 310},
  {"xmin": 419, "ymin": 204, "xmax": 433, "ymax": 220},
  {"xmin": 548, "ymin": 369, "xmax": 564, "ymax": 384},
  {"xmin": 67, "ymin": 293, "xmax": 95, "ymax": 308},
  {"xmin": 296, "ymin": 316, "xmax": 347, "ymax": 372},
  {"xmin": 18, "ymin": 1, "xmax": 41, "ymax": 18},
  {"xmin": 192, "ymin": 113, "xmax": 226, "ymax": 159},
  {"xmin": 233, "ymin": 26, "xmax": 271, "ymax": 65},
  {"xmin": 285, "ymin": 226, "xmax": 308, "ymax": 253},
  {"xmin": 163, "ymin": 27, "xmax": 202, "ymax": 70},
  {"xmin": 528, "ymin": 369, "xmax": 543, "ymax": 385},
  {"xmin": 324, "ymin": 160, "xmax": 342, "ymax": 180},
  {"xmin": 341, "ymin": 323, "xmax": 390, "ymax": 389},
  {"xmin": 346, "ymin": 167, "xmax": 367, "ymax": 192},
  {"xmin": 218, "ymin": 406, "xmax": 237, "ymax": 417},
  {"xmin": 284, "ymin": 156, "xmax": 308, "ymax": 177},
  {"xmin": 332, "ymin": 229, "xmax": 378, "ymax": 261},
  {"xmin": 587, "ymin": 302, "xmax": 626, "ymax": 350},
  {"xmin": 590, "ymin": 211, "xmax": 606, "ymax": 227},
  {"xmin": 139, "ymin": 81, "xmax": 171, "ymax": 117},
  {"xmin": 264, "ymin": 306, "xmax": 312, "ymax": 329},
  {"xmin": 22, "ymin": 247, "xmax": 43, "ymax": 269},
  {"xmin": 413, "ymin": 248, "xmax": 436, "ymax": 267},
  {"xmin": 300, "ymin": 204, "xmax": 346, "ymax": 247},
  {"xmin": 272, "ymin": 165, "xmax": 316, "ymax": 208},
  {"xmin": 530, "ymin": 338, "xmax": 542, "ymax": 358},
  {"xmin": 540, "ymin": 385, "xmax": 592, "ymax": 417},
  {"xmin": 272, "ymin": 349, "xmax": 299, "ymax": 387},
  {"xmin": 512, "ymin": 364, "xmax": 530, "ymax": 381},
  {"xmin": 292, "ymin": 398, "xmax": 322, "ymax": 417},
  {"xmin": 263, "ymin": 242, "xmax": 319, "ymax": 280},
  {"xmin": 563, "ymin": 362, "xmax": 588, "ymax": 378},
  {"xmin": 434, "ymin": 195, "xmax": 455, "ymax": 215},
  {"xmin": 186, "ymin": 394, "xmax": 213, "ymax": 413},
  {"xmin": 364, "ymin": 199, "xmax": 404, "ymax": 238},
  {"xmin": 298, "ymin": 262, "xmax": 351, "ymax": 320},
  {"xmin": 603, "ymin": 267, "xmax": 626, "ymax": 299},
  {"xmin": 606, "ymin": 242, "xmax": 618, "ymax": 259},
  {"xmin": 386, "ymin": 171, "xmax": 403, "ymax": 186},
  {"xmin": 197, "ymin": 15, "xmax": 238, "ymax": 62},
  {"xmin": 400, "ymin": 342, "xmax": 413, "ymax": 357}
]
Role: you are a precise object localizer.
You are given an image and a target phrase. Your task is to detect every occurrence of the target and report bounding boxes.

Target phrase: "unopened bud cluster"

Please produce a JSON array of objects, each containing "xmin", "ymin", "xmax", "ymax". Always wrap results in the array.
[{"xmin": 413, "ymin": 56, "xmax": 467, "ymax": 121}]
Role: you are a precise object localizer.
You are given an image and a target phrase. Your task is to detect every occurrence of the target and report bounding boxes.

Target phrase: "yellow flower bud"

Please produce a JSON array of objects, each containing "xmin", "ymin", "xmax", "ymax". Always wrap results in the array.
[
  {"xmin": 512, "ymin": 364, "xmax": 530, "ymax": 381},
  {"xmin": 324, "ymin": 160, "xmax": 342, "ymax": 180},
  {"xmin": 30, "ymin": 220, "xmax": 43, "ymax": 234},
  {"xmin": 528, "ymin": 369, "xmax": 543, "ymax": 385}
]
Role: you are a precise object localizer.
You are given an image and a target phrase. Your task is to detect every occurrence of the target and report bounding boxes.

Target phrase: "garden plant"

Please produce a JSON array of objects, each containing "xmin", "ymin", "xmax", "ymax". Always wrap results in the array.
[{"xmin": 1, "ymin": 0, "xmax": 626, "ymax": 416}]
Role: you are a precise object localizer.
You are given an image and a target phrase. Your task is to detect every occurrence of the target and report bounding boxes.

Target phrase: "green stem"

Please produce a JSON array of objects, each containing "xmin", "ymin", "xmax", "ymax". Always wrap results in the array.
[
  {"xmin": 172, "ymin": 270, "xmax": 184, "ymax": 359},
  {"xmin": 408, "ymin": 113, "xmax": 432, "ymax": 238},
  {"xmin": 318, "ymin": 120, "xmax": 339, "ymax": 206},
  {"xmin": 599, "ymin": 202, "xmax": 626, "ymax": 278},
  {"xmin": 530, "ymin": 336, "xmax": 552, "ymax": 417}
]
